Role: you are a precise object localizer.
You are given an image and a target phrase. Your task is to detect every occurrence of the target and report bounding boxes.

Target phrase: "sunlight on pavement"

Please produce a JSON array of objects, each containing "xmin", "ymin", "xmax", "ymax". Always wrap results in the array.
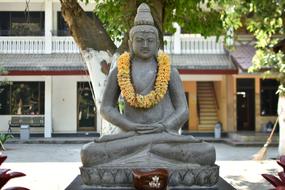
[
  {"xmin": 2, "ymin": 162, "xmax": 81, "ymax": 190},
  {"xmin": 217, "ymin": 160, "xmax": 280, "ymax": 190}
]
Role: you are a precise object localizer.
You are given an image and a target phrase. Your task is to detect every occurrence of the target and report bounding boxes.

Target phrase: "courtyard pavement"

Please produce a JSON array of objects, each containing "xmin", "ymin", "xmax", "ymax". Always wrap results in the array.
[{"xmin": 0, "ymin": 142, "xmax": 280, "ymax": 190}]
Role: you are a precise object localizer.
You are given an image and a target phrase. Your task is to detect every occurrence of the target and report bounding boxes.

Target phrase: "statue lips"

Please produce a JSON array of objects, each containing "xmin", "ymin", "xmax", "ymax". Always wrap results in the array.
[{"xmin": 141, "ymin": 49, "xmax": 150, "ymax": 54}]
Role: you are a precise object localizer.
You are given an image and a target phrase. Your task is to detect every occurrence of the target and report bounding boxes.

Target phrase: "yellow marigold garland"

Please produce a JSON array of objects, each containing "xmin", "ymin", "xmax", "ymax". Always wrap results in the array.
[{"xmin": 117, "ymin": 51, "xmax": 171, "ymax": 109}]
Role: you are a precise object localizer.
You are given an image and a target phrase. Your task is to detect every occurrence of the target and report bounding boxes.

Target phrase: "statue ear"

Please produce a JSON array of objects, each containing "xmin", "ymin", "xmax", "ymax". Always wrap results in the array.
[
  {"xmin": 156, "ymin": 39, "xmax": 160, "ymax": 54},
  {"xmin": 128, "ymin": 39, "xmax": 134, "ymax": 56}
]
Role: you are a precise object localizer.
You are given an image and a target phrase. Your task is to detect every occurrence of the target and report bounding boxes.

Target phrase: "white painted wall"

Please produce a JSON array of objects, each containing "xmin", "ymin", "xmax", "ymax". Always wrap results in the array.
[
  {"xmin": 52, "ymin": 75, "xmax": 89, "ymax": 133},
  {"xmin": 0, "ymin": 115, "xmax": 12, "ymax": 132},
  {"xmin": 181, "ymin": 74, "xmax": 223, "ymax": 81},
  {"xmin": 0, "ymin": 2, "xmax": 45, "ymax": 11}
]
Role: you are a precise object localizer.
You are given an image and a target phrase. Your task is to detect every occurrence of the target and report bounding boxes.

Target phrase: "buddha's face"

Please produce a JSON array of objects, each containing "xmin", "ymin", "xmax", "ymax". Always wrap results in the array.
[{"xmin": 131, "ymin": 31, "xmax": 158, "ymax": 60}]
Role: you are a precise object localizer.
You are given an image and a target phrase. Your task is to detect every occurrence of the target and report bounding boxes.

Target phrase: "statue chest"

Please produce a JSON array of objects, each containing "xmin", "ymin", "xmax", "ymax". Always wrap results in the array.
[{"xmin": 131, "ymin": 62, "xmax": 157, "ymax": 94}]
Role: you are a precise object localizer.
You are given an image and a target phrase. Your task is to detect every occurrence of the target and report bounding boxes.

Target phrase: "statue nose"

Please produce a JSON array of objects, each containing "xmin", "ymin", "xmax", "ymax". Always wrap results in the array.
[{"xmin": 143, "ymin": 40, "xmax": 148, "ymax": 47}]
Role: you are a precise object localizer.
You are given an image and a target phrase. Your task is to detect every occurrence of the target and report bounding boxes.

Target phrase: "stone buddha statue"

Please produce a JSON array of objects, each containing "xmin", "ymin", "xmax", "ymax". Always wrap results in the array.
[{"xmin": 80, "ymin": 3, "xmax": 218, "ymax": 187}]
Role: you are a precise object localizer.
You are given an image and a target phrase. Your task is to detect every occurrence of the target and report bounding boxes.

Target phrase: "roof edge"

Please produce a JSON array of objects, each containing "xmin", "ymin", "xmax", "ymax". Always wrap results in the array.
[{"xmin": 1, "ymin": 70, "xmax": 89, "ymax": 76}]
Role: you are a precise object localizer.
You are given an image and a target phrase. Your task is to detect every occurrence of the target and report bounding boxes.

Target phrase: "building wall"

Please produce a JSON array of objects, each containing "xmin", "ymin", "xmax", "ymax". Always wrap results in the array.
[
  {"xmin": 183, "ymin": 81, "xmax": 198, "ymax": 131},
  {"xmin": 233, "ymin": 74, "xmax": 278, "ymax": 132},
  {"xmin": 181, "ymin": 74, "xmax": 230, "ymax": 132},
  {"xmin": 0, "ymin": 75, "xmax": 90, "ymax": 133},
  {"xmin": 225, "ymin": 75, "xmax": 235, "ymax": 132},
  {"xmin": 0, "ymin": 75, "xmax": 46, "ymax": 132},
  {"xmin": 51, "ymin": 75, "xmax": 90, "ymax": 133},
  {"xmin": 0, "ymin": 2, "xmax": 45, "ymax": 11},
  {"xmin": 0, "ymin": 0, "xmax": 95, "ymax": 33}
]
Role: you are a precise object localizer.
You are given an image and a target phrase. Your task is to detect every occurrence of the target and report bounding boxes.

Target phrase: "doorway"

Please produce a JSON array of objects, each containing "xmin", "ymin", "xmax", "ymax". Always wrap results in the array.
[
  {"xmin": 236, "ymin": 79, "xmax": 255, "ymax": 131},
  {"xmin": 77, "ymin": 82, "xmax": 96, "ymax": 131}
]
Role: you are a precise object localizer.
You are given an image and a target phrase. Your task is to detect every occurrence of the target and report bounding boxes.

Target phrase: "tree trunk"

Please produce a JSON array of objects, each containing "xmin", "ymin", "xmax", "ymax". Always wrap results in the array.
[
  {"xmin": 149, "ymin": 0, "xmax": 165, "ymax": 49},
  {"xmin": 60, "ymin": 0, "xmax": 116, "ymax": 52},
  {"xmin": 60, "ymin": 0, "xmax": 118, "ymax": 134},
  {"xmin": 81, "ymin": 49, "xmax": 121, "ymax": 135},
  {"xmin": 278, "ymin": 95, "xmax": 285, "ymax": 156}
]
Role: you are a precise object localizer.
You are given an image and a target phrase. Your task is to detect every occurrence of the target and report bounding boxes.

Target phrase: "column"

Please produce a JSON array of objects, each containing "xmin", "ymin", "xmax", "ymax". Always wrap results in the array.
[
  {"xmin": 226, "ymin": 28, "xmax": 234, "ymax": 46},
  {"xmin": 45, "ymin": 0, "xmax": 52, "ymax": 54},
  {"xmin": 44, "ymin": 76, "xmax": 52, "ymax": 138},
  {"xmin": 172, "ymin": 22, "xmax": 181, "ymax": 54}
]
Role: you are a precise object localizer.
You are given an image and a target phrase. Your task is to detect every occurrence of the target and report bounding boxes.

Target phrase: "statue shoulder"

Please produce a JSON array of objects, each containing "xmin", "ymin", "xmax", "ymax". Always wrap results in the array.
[
  {"xmin": 170, "ymin": 66, "xmax": 180, "ymax": 78},
  {"xmin": 108, "ymin": 67, "xmax": 118, "ymax": 78}
]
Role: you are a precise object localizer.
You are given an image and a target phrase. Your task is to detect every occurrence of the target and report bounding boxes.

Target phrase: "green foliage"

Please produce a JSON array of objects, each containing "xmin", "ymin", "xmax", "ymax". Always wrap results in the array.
[
  {"xmin": 215, "ymin": 0, "xmax": 285, "ymax": 94},
  {"xmin": 118, "ymin": 100, "xmax": 125, "ymax": 114},
  {"xmin": 0, "ymin": 67, "xmax": 6, "ymax": 75},
  {"xmin": 164, "ymin": 0, "xmax": 223, "ymax": 36},
  {"xmin": 79, "ymin": 0, "xmax": 285, "ymax": 95},
  {"xmin": 82, "ymin": 0, "xmax": 224, "ymax": 41},
  {"xmin": 0, "ymin": 133, "xmax": 13, "ymax": 150}
]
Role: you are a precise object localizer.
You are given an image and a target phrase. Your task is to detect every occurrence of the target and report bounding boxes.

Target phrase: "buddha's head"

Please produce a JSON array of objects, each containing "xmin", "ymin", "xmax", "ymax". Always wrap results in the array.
[{"xmin": 129, "ymin": 3, "xmax": 159, "ymax": 60}]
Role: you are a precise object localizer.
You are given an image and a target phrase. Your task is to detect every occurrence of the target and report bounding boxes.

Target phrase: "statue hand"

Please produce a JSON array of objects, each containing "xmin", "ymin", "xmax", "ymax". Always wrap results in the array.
[{"xmin": 136, "ymin": 123, "xmax": 166, "ymax": 134}]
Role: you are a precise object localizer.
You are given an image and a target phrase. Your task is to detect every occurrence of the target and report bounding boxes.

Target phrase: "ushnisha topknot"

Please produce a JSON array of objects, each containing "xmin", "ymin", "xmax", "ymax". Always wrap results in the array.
[
  {"xmin": 129, "ymin": 3, "xmax": 158, "ymax": 41},
  {"xmin": 134, "ymin": 3, "xmax": 154, "ymax": 26}
]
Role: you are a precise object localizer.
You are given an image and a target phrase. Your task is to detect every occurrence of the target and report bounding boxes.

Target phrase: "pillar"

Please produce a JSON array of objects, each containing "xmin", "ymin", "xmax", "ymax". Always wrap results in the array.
[
  {"xmin": 44, "ymin": 76, "xmax": 52, "ymax": 138},
  {"xmin": 172, "ymin": 22, "xmax": 181, "ymax": 54},
  {"xmin": 45, "ymin": 0, "xmax": 52, "ymax": 54}
]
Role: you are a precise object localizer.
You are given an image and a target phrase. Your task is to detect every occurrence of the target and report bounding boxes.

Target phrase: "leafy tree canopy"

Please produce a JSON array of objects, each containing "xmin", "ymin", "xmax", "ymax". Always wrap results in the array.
[
  {"xmin": 77, "ymin": 0, "xmax": 284, "ymax": 93},
  {"xmin": 82, "ymin": 0, "xmax": 224, "ymax": 41},
  {"xmin": 213, "ymin": 0, "xmax": 284, "ymax": 93}
]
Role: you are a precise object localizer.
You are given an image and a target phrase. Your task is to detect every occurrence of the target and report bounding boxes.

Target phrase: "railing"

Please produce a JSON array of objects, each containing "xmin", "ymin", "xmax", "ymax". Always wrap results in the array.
[
  {"xmin": 212, "ymin": 82, "xmax": 219, "ymax": 110},
  {"xmin": 163, "ymin": 36, "xmax": 174, "ymax": 53},
  {"xmin": 0, "ymin": 37, "xmax": 45, "ymax": 54},
  {"xmin": 181, "ymin": 35, "xmax": 224, "ymax": 54},
  {"xmin": 0, "ymin": 35, "xmax": 225, "ymax": 54},
  {"xmin": 52, "ymin": 36, "xmax": 79, "ymax": 53},
  {"xmin": 164, "ymin": 34, "xmax": 224, "ymax": 54},
  {"xmin": 0, "ymin": 36, "xmax": 80, "ymax": 54}
]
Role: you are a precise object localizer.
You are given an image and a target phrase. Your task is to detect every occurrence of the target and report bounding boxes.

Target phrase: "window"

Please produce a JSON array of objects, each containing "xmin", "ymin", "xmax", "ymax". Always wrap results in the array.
[
  {"xmin": 0, "ymin": 84, "xmax": 11, "ymax": 114},
  {"xmin": 0, "ymin": 11, "xmax": 45, "ymax": 36},
  {"xmin": 0, "ymin": 82, "xmax": 44, "ymax": 115},
  {"xmin": 57, "ymin": 12, "xmax": 69, "ymax": 36},
  {"xmin": 260, "ymin": 79, "xmax": 279, "ymax": 116},
  {"xmin": 57, "ymin": 12, "xmax": 94, "ymax": 36}
]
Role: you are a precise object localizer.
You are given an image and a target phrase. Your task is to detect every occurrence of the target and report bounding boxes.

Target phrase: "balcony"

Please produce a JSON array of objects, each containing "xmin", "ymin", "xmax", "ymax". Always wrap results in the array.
[
  {"xmin": 0, "ymin": 36, "xmax": 79, "ymax": 54},
  {"xmin": 0, "ymin": 34, "xmax": 225, "ymax": 54}
]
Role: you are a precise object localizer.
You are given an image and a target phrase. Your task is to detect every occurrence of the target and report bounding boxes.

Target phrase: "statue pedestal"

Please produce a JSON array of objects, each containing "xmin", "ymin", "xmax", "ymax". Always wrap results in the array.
[
  {"xmin": 66, "ymin": 175, "xmax": 235, "ymax": 190},
  {"xmin": 79, "ymin": 148, "xmax": 219, "ymax": 188},
  {"xmin": 80, "ymin": 164, "xmax": 219, "ymax": 188}
]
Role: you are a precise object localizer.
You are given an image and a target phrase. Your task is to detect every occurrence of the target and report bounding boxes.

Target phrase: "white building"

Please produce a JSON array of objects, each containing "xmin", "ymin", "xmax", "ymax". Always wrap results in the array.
[{"xmin": 0, "ymin": 0, "xmax": 238, "ymax": 138}]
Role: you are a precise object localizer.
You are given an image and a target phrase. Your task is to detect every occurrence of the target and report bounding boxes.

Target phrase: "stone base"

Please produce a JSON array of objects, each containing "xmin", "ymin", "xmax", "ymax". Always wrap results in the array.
[
  {"xmin": 65, "ymin": 175, "xmax": 236, "ymax": 190},
  {"xmin": 80, "ymin": 164, "xmax": 219, "ymax": 187}
]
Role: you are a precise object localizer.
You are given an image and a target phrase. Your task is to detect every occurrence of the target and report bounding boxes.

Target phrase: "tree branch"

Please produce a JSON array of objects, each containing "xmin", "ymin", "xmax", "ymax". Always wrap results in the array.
[
  {"xmin": 149, "ymin": 0, "xmax": 165, "ymax": 49},
  {"xmin": 117, "ymin": 0, "xmax": 137, "ymax": 53},
  {"xmin": 60, "ymin": 0, "xmax": 116, "ymax": 54}
]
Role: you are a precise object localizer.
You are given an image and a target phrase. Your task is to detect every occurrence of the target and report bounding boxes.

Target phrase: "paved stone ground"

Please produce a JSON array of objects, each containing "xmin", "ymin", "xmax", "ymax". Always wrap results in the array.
[{"xmin": 0, "ymin": 143, "xmax": 280, "ymax": 190}]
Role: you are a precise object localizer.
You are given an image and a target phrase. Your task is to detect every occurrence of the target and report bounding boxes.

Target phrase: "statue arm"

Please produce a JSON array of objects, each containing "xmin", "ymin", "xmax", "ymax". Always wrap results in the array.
[
  {"xmin": 100, "ymin": 68, "xmax": 140, "ymax": 132},
  {"xmin": 162, "ymin": 68, "xmax": 189, "ymax": 132}
]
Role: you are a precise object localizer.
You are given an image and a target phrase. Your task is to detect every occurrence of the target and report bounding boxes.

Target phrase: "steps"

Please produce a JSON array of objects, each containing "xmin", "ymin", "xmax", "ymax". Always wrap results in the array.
[{"xmin": 197, "ymin": 82, "xmax": 218, "ymax": 131}]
